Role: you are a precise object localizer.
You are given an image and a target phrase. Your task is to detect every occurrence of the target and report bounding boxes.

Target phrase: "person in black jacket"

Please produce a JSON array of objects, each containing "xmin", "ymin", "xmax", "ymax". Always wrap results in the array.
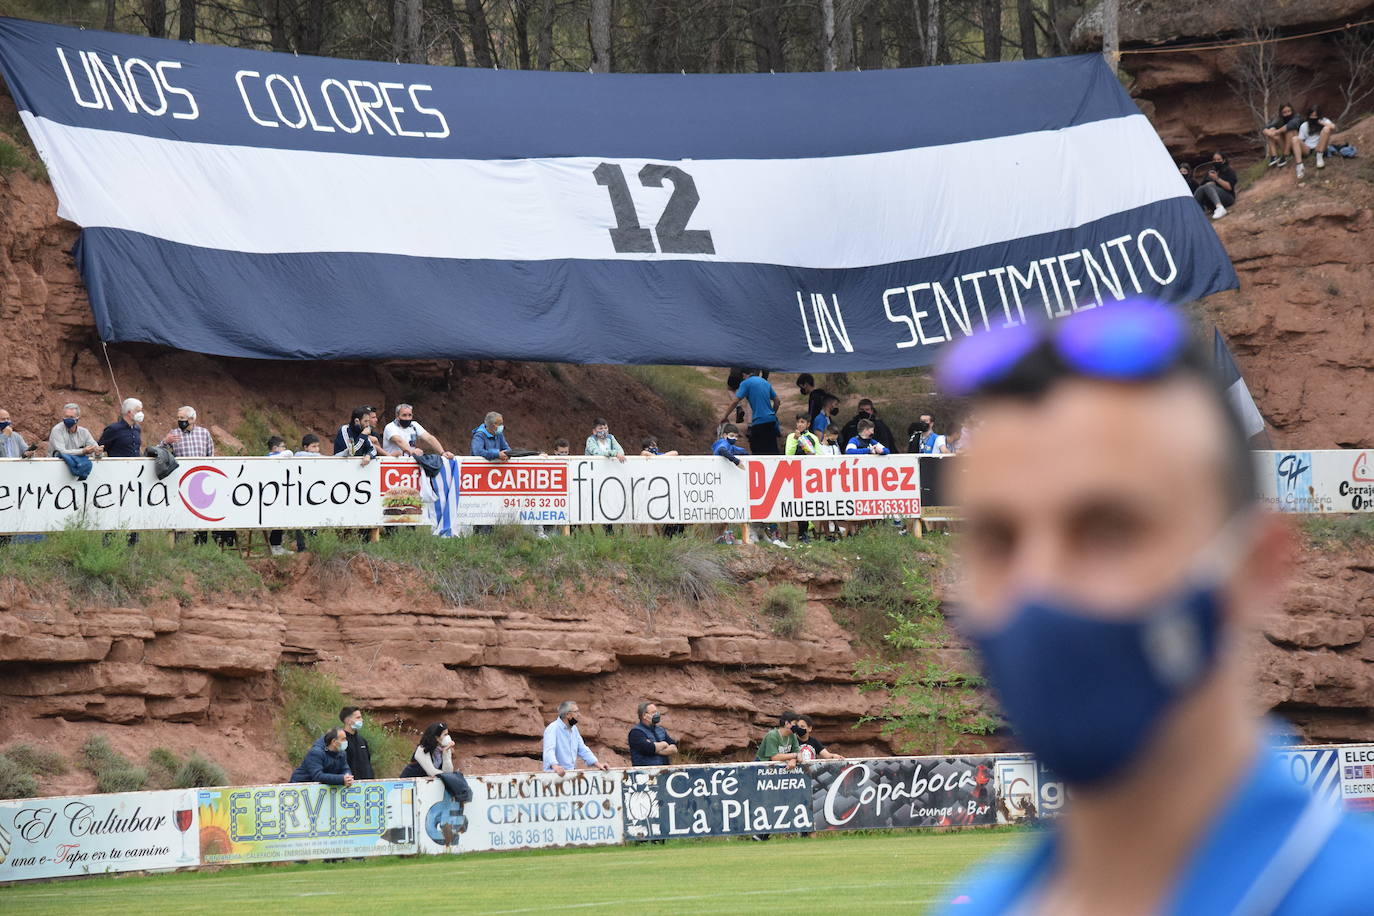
[
  {"xmin": 340, "ymin": 706, "xmax": 374, "ymax": 780},
  {"xmin": 839, "ymin": 399, "xmax": 896, "ymax": 452},
  {"xmin": 627, "ymin": 702, "xmax": 678, "ymax": 767},
  {"xmin": 290, "ymin": 727, "xmax": 353, "ymax": 786}
]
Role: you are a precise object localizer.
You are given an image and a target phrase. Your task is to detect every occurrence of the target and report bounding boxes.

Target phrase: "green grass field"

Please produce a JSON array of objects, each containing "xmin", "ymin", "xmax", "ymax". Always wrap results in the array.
[{"xmin": 0, "ymin": 829, "xmax": 1025, "ymax": 914}]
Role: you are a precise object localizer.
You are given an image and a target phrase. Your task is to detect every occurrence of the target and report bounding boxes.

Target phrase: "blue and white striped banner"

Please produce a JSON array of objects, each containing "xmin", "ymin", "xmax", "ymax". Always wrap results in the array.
[{"xmin": 0, "ymin": 18, "xmax": 1237, "ymax": 368}]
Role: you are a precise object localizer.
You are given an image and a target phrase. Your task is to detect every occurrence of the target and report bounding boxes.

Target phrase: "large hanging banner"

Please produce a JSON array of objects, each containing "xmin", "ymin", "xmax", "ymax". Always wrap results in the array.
[
  {"xmin": 0, "ymin": 19, "xmax": 1237, "ymax": 370},
  {"xmin": 413, "ymin": 771, "xmax": 623, "ymax": 855},
  {"xmin": 196, "ymin": 780, "xmax": 417, "ymax": 864},
  {"xmin": 0, "ymin": 787, "xmax": 199, "ymax": 881}
]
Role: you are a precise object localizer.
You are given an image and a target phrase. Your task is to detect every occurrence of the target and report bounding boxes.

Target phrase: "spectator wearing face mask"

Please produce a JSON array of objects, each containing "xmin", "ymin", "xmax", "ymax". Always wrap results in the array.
[
  {"xmin": 161, "ymin": 406, "xmax": 214, "ymax": 458},
  {"xmin": 906, "ymin": 419, "xmax": 931, "ymax": 453},
  {"xmin": 845, "ymin": 419, "xmax": 890, "ymax": 455},
  {"xmin": 99, "ymin": 398, "xmax": 145, "ymax": 458},
  {"xmin": 383, "ymin": 403, "xmax": 453, "ymax": 459},
  {"xmin": 550, "ymin": 437, "xmax": 570, "ymax": 457},
  {"xmin": 471, "ymin": 411, "xmax": 512, "ymax": 462},
  {"xmin": 49, "ymin": 403, "xmax": 101, "ymax": 457},
  {"xmin": 543, "ymin": 700, "xmax": 610, "ymax": 776},
  {"xmin": 339, "ymin": 706, "xmax": 375, "ymax": 780},
  {"xmin": 839, "ymin": 399, "xmax": 895, "ymax": 452},
  {"xmin": 290, "ymin": 727, "xmax": 354, "ymax": 786},
  {"xmin": 712, "ymin": 423, "xmax": 750, "ymax": 467},
  {"xmin": 0, "ymin": 408, "xmax": 31, "ymax": 458},
  {"xmin": 813, "ymin": 394, "xmax": 841, "ymax": 436},
  {"xmin": 628, "ymin": 701, "xmax": 678, "ymax": 767},
  {"xmin": 640, "ymin": 435, "xmax": 678, "ymax": 457},
  {"xmin": 584, "ymin": 418, "xmax": 627, "ymax": 463},
  {"xmin": 795, "ymin": 715, "xmax": 844, "ymax": 761},
  {"xmin": 817, "ymin": 427, "xmax": 841, "ymax": 457},
  {"xmin": 400, "ymin": 722, "xmax": 471, "ymax": 803}
]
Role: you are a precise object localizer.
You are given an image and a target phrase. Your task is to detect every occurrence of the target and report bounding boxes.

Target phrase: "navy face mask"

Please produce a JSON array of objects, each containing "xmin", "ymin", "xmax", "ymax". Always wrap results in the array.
[{"xmin": 967, "ymin": 528, "xmax": 1244, "ymax": 788}]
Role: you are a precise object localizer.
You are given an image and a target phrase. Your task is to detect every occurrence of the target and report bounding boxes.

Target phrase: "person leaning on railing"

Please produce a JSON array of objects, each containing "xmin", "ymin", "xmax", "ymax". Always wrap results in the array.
[{"xmin": 48, "ymin": 402, "xmax": 101, "ymax": 457}]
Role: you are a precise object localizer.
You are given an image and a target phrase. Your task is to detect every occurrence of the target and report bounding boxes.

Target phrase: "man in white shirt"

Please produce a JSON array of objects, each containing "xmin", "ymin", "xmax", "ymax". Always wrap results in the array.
[{"xmin": 382, "ymin": 403, "xmax": 453, "ymax": 458}]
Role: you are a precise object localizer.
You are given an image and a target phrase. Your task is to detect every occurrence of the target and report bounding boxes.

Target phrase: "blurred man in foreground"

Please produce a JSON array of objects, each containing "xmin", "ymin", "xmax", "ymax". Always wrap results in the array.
[{"xmin": 938, "ymin": 300, "xmax": 1374, "ymax": 914}]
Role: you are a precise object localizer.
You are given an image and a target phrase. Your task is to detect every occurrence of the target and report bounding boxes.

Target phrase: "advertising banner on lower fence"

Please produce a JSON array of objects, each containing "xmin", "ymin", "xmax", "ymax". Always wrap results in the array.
[
  {"xmin": 0, "ymin": 787, "xmax": 198, "ymax": 881},
  {"xmin": 621, "ymin": 763, "xmax": 812, "ymax": 840},
  {"xmin": 748, "ymin": 456, "xmax": 922, "ymax": 523},
  {"xmin": 992, "ymin": 756, "xmax": 1066, "ymax": 824},
  {"xmin": 567, "ymin": 457, "xmax": 748, "ymax": 526},
  {"xmin": 414, "ymin": 771, "xmax": 622, "ymax": 855},
  {"xmin": 196, "ymin": 780, "xmax": 417, "ymax": 864},
  {"xmin": 0, "ymin": 456, "xmax": 378, "ymax": 533},
  {"xmin": 1336, "ymin": 744, "xmax": 1374, "ymax": 812},
  {"xmin": 1256, "ymin": 449, "xmax": 1374, "ymax": 514},
  {"xmin": 808, "ymin": 757, "xmax": 998, "ymax": 831}
]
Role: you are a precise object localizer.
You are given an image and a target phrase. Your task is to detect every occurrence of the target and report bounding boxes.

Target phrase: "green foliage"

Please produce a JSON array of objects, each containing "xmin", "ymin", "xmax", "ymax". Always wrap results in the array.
[
  {"xmin": 621, "ymin": 365, "xmax": 716, "ymax": 431},
  {"xmin": 80, "ymin": 734, "xmax": 150, "ymax": 794},
  {"xmin": 0, "ymin": 528, "xmax": 262, "ymax": 604},
  {"xmin": 277, "ymin": 665, "xmax": 410, "ymax": 777},
  {"xmin": 309, "ymin": 526, "xmax": 732, "ymax": 610},
  {"xmin": 0, "ymin": 753, "xmax": 39, "ymax": 800},
  {"xmin": 760, "ymin": 583, "xmax": 807, "ymax": 637},
  {"xmin": 1301, "ymin": 514, "xmax": 1374, "ymax": 547},
  {"xmin": 171, "ymin": 753, "xmax": 229, "ymax": 789},
  {"xmin": 3, "ymin": 742, "xmax": 68, "ymax": 776},
  {"xmin": 828, "ymin": 530, "xmax": 998, "ymax": 755},
  {"xmin": 857, "ymin": 612, "xmax": 1000, "ymax": 756},
  {"xmin": 233, "ymin": 408, "xmax": 303, "ymax": 458},
  {"xmin": 818, "ymin": 527, "xmax": 947, "ymax": 645}
]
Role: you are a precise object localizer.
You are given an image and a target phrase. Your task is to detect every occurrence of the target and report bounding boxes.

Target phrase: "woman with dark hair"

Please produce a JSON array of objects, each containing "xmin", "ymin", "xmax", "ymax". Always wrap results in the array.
[
  {"xmin": 1192, "ymin": 152, "xmax": 1237, "ymax": 221},
  {"xmin": 400, "ymin": 722, "xmax": 472, "ymax": 803},
  {"xmin": 1292, "ymin": 104, "xmax": 1337, "ymax": 178}
]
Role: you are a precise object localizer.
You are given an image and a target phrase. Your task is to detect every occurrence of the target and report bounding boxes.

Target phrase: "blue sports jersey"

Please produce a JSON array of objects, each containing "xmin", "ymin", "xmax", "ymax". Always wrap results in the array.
[
  {"xmin": 940, "ymin": 743, "xmax": 1374, "ymax": 914},
  {"xmin": 735, "ymin": 375, "xmax": 778, "ymax": 426}
]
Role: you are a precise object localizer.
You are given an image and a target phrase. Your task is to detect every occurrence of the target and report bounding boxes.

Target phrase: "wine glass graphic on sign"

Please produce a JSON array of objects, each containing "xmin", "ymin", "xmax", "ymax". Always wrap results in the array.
[{"xmin": 174, "ymin": 796, "xmax": 195, "ymax": 863}]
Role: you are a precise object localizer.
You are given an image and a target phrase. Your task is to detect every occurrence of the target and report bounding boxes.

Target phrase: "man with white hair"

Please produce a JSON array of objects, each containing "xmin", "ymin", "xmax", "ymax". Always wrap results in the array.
[
  {"xmin": 382, "ymin": 403, "xmax": 453, "ymax": 459},
  {"xmin": 98, "ymin": 397, "xmax": 144, "ymax": 458},
  {"xmin": 49, "ymin": 403, "xmax": 101, "ymax": 457},
  {"xmin": 161, "ymin": 405, "xmax": 214, "ymax": 458}
]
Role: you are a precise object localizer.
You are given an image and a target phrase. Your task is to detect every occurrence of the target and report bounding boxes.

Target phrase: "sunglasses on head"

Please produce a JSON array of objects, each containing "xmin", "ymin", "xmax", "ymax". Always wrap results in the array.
[{"xmin": 934, "ymin": 299, "xmax": 1190, "ymax": 398}]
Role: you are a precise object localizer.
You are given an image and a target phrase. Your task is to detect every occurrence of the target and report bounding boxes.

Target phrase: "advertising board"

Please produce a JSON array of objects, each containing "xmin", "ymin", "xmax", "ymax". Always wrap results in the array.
[
  {"xmin": 747, "ymin": 456, "xmax": 922, "ymax": 523},
  {"xmin": 196, "ymin": 780, "xmax": 417, "ymax": 864},
  {"xmin": 1257, "ymin": 450, "xmax": 1374, "ymax": 514},
  {"xmin": 621, "ymin": 763, "xmax": 811, "ymax": 840},
  {"xmin": 0, "ymin": 787, "xmax": 198, "ymax": 881},
  {"xmin": 414, "ymin": 771, "xmax": 622, "ymax": 854},
  {"xmin": 808, "ymin": 757, "xmax": 997, "ymax": 831}
]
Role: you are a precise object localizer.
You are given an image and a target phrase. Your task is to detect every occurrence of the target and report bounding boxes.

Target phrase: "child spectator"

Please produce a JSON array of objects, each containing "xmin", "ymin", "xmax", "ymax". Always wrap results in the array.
[
  {"xmin": 818, "ymin": 427, "xmax": 841, "ymax": 456},
  {"xmin": 584, "ymin": 418, "xmax": 626, "ymax": 463},
  {"xmin": 785, "ymin": 413, "xmax": 820, "ymax": 456},
  {"xmin": 641, "ymin": 435, "xmax": 678, "ymax": 457},
  {"xmin": 845, "ymin": 419, "xmax": 890, "ymax": 455},
  {"xmin": 712, "ymin": 424, "xmax": 750, "ymax": 466},
  {"xmin": 813, "ymin": 393, "xmax": 841, "ymax": 435},
  {"xmin": 551, "ymin": 437, "xmax": 570, "ymax": 456}
]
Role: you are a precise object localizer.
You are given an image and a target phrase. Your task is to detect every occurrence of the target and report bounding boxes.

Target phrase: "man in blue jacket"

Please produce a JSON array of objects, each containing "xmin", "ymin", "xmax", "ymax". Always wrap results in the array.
[
  {"xmin": 934, "ymin": 301, "xmax": 1374, "ymax": 914},
  {"xmin": 289, "ymin": 727, "xmax": 354, "ymax": 787},
  {"xmin": 627, "ymin": 702, "xmax": 678, "ymax": 767},
  {"xmin": 471, "ymin": 411, "xmax": 512, "ymax": 461}
]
